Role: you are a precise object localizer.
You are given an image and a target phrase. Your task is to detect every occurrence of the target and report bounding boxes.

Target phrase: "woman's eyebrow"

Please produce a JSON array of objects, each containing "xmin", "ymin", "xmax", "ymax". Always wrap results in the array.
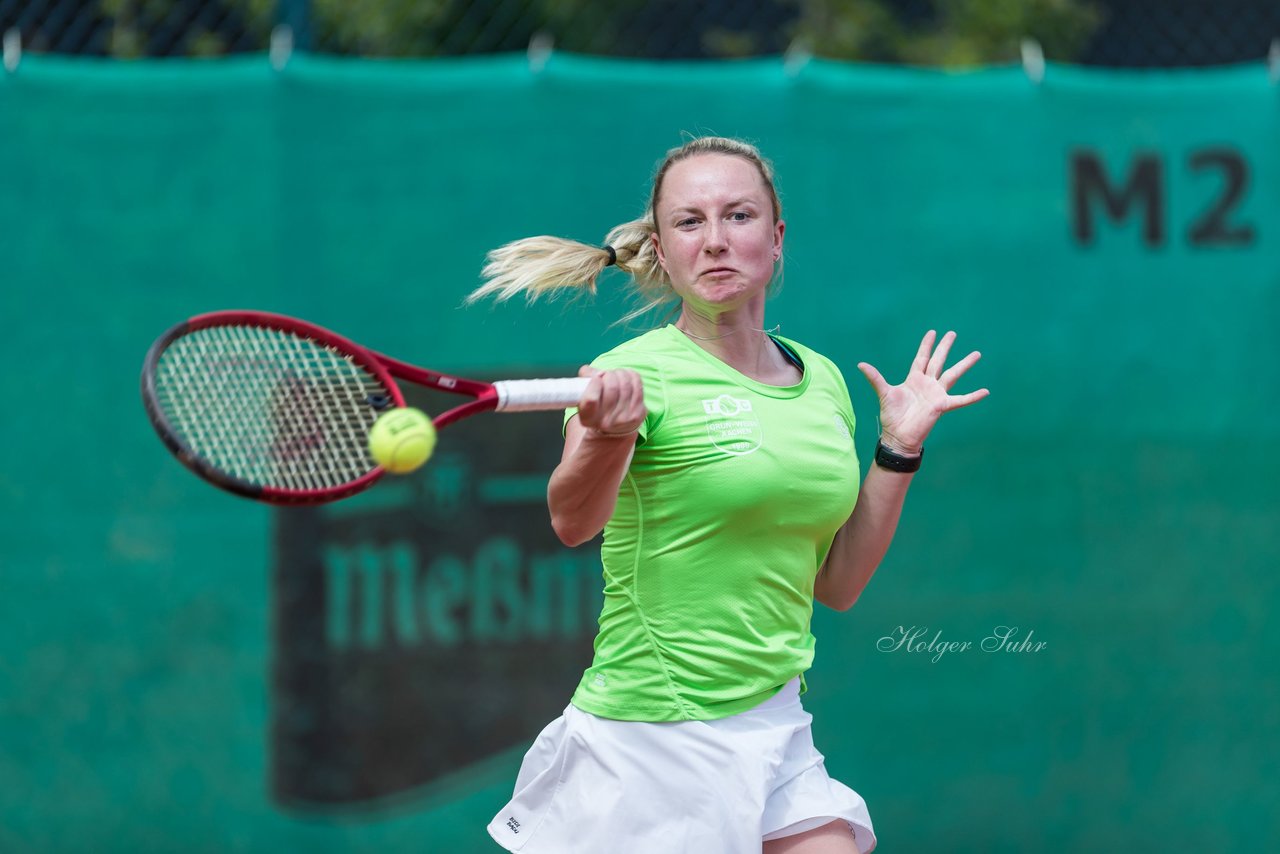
[{"xmin": 667, "ymin": 197, "xmax": 761, "ymax": 215}]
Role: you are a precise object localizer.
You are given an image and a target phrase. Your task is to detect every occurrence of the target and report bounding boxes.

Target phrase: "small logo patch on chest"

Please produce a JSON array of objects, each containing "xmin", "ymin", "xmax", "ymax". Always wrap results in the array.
[{"xmin": 701, "ymin": 395, "xmax": 762, "ymax": 455}]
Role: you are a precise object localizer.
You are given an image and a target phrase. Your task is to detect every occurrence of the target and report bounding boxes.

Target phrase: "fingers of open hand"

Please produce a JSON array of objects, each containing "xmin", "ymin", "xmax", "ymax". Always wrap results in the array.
[
  {"xmin": 938, "ymin": 349, "xmax": 982, "ymax": 390},
  {"xmin": 884, "ymin": 332, "xmax": 991, "ymax": 430},
  {"xmin": 930, "ymin": 334, "xmax": 989, "ymax": 410},
  {"xmin": 856, "ymin": 362, "xmax": 889, "ymax": 399},
  {"xmin": 945, "ymin": 387, "xmax": 991, "ymax": 410},
  {"xmin": 925, "ymin": 330, "xmax": 957, "ymax": 378},
  {"xmin": 913, "ymin": 332, "xmax": 988, "ymax": 398},
  {"xmin": 910, "ymin": 329, "xmax": 937, "ymax": 375}
]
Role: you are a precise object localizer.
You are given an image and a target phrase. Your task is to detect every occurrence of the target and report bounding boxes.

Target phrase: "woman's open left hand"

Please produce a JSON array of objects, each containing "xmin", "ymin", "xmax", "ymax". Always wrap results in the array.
[{"xmin": 857, "ymin": 330, "xmax": 989, "ymax": 452}]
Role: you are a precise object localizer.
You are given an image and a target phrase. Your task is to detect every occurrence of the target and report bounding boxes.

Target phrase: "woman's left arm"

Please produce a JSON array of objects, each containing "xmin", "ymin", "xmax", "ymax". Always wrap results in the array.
[{"xmin": 814, "ymin": 330, "xmax": 989, "ymax": 612}]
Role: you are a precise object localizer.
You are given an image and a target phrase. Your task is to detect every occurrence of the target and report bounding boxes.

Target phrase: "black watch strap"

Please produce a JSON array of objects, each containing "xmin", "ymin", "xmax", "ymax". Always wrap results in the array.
[{"xmin": 874, "ymin": 439, "xmax": 923, "ymax": 473}]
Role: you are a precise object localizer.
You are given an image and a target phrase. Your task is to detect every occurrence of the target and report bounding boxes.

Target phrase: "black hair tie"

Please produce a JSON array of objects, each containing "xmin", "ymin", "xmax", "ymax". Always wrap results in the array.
[{"xmin": 602, "ymin": 245, "xmax": 617, "ymax": 267}]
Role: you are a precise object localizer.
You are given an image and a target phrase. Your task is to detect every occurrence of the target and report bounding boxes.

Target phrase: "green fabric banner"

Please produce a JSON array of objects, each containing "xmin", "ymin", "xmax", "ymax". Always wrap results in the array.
[{"xmin": 1, "ymin": 53, "xmax": 1275, "ymax": 852}]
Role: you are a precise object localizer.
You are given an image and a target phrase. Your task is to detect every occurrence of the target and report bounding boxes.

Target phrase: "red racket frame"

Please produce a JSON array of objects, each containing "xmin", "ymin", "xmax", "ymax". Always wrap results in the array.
[{"xmin": 142, "ymin": 310, "xmax": 515, "ymax": 506}]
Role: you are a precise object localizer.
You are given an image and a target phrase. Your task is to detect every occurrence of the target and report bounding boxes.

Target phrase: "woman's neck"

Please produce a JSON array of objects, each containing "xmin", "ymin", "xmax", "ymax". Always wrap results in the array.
[{"xmin": 674, "ymin": 307, "xmax": 800, "ymax": 386}]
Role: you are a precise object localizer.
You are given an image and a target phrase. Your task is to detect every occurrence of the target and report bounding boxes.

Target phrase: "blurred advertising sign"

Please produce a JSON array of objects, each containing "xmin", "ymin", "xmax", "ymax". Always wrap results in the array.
[{"xmin": 270, "ymin": 378, "xmax": 599, "ymax": 810}]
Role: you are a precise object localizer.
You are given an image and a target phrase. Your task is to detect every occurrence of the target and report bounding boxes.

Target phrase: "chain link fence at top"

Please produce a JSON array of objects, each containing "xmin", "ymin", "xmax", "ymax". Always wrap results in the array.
[
  {"xmin": 1081, "ymin": 0, "xmax": 1280, "ymax": 67},
  {"xmin": 2, "ymin": 0, "xmax": 1279, "ymax": 66},
  {"xmin": 1, "ymin": 0, "xmax": 272, "ymax": 57}
]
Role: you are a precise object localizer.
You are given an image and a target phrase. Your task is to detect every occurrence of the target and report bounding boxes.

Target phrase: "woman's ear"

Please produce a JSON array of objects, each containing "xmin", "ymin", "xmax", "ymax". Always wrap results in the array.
[{"xmin": 650, "ymin": 231, "xmax": 667, "ymax": 270}]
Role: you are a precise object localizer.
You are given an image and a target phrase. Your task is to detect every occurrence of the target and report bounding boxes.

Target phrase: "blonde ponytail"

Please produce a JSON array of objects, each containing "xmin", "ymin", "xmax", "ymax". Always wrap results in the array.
[
  {"xmin": 467, "ymin": 236, "xmax": 613, "ymax": 304},
  {"xmin": 466, "ymin": 214, "xmax": 676, "ymax": 312}
]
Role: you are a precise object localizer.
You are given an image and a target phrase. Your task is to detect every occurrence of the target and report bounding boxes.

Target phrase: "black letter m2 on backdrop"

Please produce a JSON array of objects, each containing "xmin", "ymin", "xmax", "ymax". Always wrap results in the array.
[
  {"xmin": 1071, "ymin": 148, "xmax": 1255, "ymax": 249},
  {"xmin": 1187, "ymin": 148, "xmax": 1255, "ymax": 246},
  {"xmin": 1071, "ymin": 150, "xmax": 1164, "ymax": 247}
]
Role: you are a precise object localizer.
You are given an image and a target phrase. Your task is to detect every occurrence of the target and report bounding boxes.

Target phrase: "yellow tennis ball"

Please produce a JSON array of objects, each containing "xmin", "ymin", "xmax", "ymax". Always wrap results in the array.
[{"xmin": 369, "ymin": 407, "xmax": 436, "ymax": 474}]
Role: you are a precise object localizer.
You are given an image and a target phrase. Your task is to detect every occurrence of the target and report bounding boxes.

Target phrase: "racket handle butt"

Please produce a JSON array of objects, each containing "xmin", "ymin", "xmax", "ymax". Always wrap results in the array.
[{"xmin": 494, "ymin": 377, "xmax": 590, "ymax": 412}]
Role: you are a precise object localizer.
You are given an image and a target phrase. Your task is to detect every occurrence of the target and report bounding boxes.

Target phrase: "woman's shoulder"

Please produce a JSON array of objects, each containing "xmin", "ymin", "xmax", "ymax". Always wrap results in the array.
[
  {"xmin": 773, "ymin": 334, "xmax": 843, "ymax": 377},
  {"xmin": 592, "ymin": 325, "xmax": 682, "ymax": 365}
]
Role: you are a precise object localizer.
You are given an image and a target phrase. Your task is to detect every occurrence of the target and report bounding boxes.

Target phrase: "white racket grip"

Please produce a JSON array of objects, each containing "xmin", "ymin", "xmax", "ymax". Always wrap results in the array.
[{"xmin": 493, "ymin": 377, "xmax": 591, "ymax": 412}]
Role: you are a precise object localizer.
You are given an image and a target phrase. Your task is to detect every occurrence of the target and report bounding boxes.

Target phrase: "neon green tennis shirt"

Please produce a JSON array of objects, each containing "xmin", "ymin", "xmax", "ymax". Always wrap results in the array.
[{"xmin": 566, "ymin": 324, "xmax": 860, "ymax": 721}]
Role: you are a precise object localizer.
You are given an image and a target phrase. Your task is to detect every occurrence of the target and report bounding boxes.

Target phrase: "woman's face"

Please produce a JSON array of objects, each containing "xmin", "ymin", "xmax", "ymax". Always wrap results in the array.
[{"xmin": 651, "ymin": 153, "xmax": 784, "ymax": 317}]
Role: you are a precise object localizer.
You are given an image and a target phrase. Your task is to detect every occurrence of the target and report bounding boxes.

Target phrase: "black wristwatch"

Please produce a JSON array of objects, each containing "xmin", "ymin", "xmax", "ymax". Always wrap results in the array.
[{"xmin": 874, "ymin": 440, "xmax": 923, "ymax": 473}]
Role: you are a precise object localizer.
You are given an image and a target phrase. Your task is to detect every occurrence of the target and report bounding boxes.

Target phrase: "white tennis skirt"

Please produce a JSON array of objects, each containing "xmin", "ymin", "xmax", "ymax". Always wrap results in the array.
[{"xmin": 487, "ymin": 678, "xmax": 876, "ymax": 853}]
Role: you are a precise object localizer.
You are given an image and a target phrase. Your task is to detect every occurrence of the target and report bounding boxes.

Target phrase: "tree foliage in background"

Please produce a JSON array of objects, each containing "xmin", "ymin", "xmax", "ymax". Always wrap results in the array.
[
  {"xmin": 86, "ymin": 0, "xmax": 1103, "ymax": 63},
  {"xmin": 309, "ymin": 0, "xmax": 452, "ymax": 56},
  {"xmin": 99, "ymin": 0, "xmax": 274, "ymax": 57},
  {"xmin": 787, "ymin": 0, "xmax": 1104, "ymax": 64}
]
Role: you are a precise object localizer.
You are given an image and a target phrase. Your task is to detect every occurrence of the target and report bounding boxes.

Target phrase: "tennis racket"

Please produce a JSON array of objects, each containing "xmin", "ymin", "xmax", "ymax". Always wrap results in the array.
[{"xmin": 141, "ymin": 310, "xmax": 589, "ymax": 506}]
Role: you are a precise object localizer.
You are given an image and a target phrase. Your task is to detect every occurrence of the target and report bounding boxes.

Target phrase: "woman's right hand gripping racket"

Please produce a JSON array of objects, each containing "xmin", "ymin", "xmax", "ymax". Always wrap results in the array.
[{"xmin": 140, "ymin": 310, "xmax": 589, "ymax": 506}]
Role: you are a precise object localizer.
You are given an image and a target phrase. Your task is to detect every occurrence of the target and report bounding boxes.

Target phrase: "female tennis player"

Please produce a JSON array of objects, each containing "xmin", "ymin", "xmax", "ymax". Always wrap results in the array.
[{"xmin": 473, "ymin": 137, "xmax": 988, "ymax": 853}]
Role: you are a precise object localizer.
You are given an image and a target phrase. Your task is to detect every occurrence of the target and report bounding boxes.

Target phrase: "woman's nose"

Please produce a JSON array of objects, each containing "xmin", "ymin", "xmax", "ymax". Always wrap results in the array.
[{"xmin": 703, "ymin": 222, "xmax": 728, "ymax": 252}]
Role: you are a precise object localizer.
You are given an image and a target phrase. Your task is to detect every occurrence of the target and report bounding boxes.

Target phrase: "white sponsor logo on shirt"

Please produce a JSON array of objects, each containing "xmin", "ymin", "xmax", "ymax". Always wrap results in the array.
[{"xmin": 701, "ymin": 395, "xmax": 762, "ymax": 455}]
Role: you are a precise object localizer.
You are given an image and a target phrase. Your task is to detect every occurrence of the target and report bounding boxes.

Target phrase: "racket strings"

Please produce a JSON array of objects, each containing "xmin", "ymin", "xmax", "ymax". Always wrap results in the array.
[{"xmin": 153, "ymin": 325, "xmax": 387, "ymax": 491}]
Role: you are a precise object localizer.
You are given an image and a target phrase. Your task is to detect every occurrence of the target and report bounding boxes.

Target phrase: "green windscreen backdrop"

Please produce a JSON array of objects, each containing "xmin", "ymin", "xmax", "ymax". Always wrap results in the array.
[{"xmin": 1, "ymin": 53, "xmax": 1276, "ymax": 852}]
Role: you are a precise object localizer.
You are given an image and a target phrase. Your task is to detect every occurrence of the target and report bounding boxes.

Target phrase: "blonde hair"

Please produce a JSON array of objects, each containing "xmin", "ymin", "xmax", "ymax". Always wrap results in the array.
[{"xmin": 466, "ymin": 137, "xmax": 783, "ymax": 320}]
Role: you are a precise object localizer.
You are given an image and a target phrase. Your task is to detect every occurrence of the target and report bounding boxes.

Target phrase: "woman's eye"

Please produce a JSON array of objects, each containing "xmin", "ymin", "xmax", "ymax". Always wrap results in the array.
[
  {"xmin": 677, "ymin": 218, "xmax": 698, "ymax": 228},
  {"xmin": 730, "ymin": 211, "xmax": 751, "ymax": 221}
]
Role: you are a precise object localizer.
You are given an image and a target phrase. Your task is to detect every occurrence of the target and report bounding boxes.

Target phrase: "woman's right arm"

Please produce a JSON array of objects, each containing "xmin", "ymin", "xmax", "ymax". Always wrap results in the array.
[{"xmin": 548, "ymin": 367, "xmax": 646, "ymax": 547}]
